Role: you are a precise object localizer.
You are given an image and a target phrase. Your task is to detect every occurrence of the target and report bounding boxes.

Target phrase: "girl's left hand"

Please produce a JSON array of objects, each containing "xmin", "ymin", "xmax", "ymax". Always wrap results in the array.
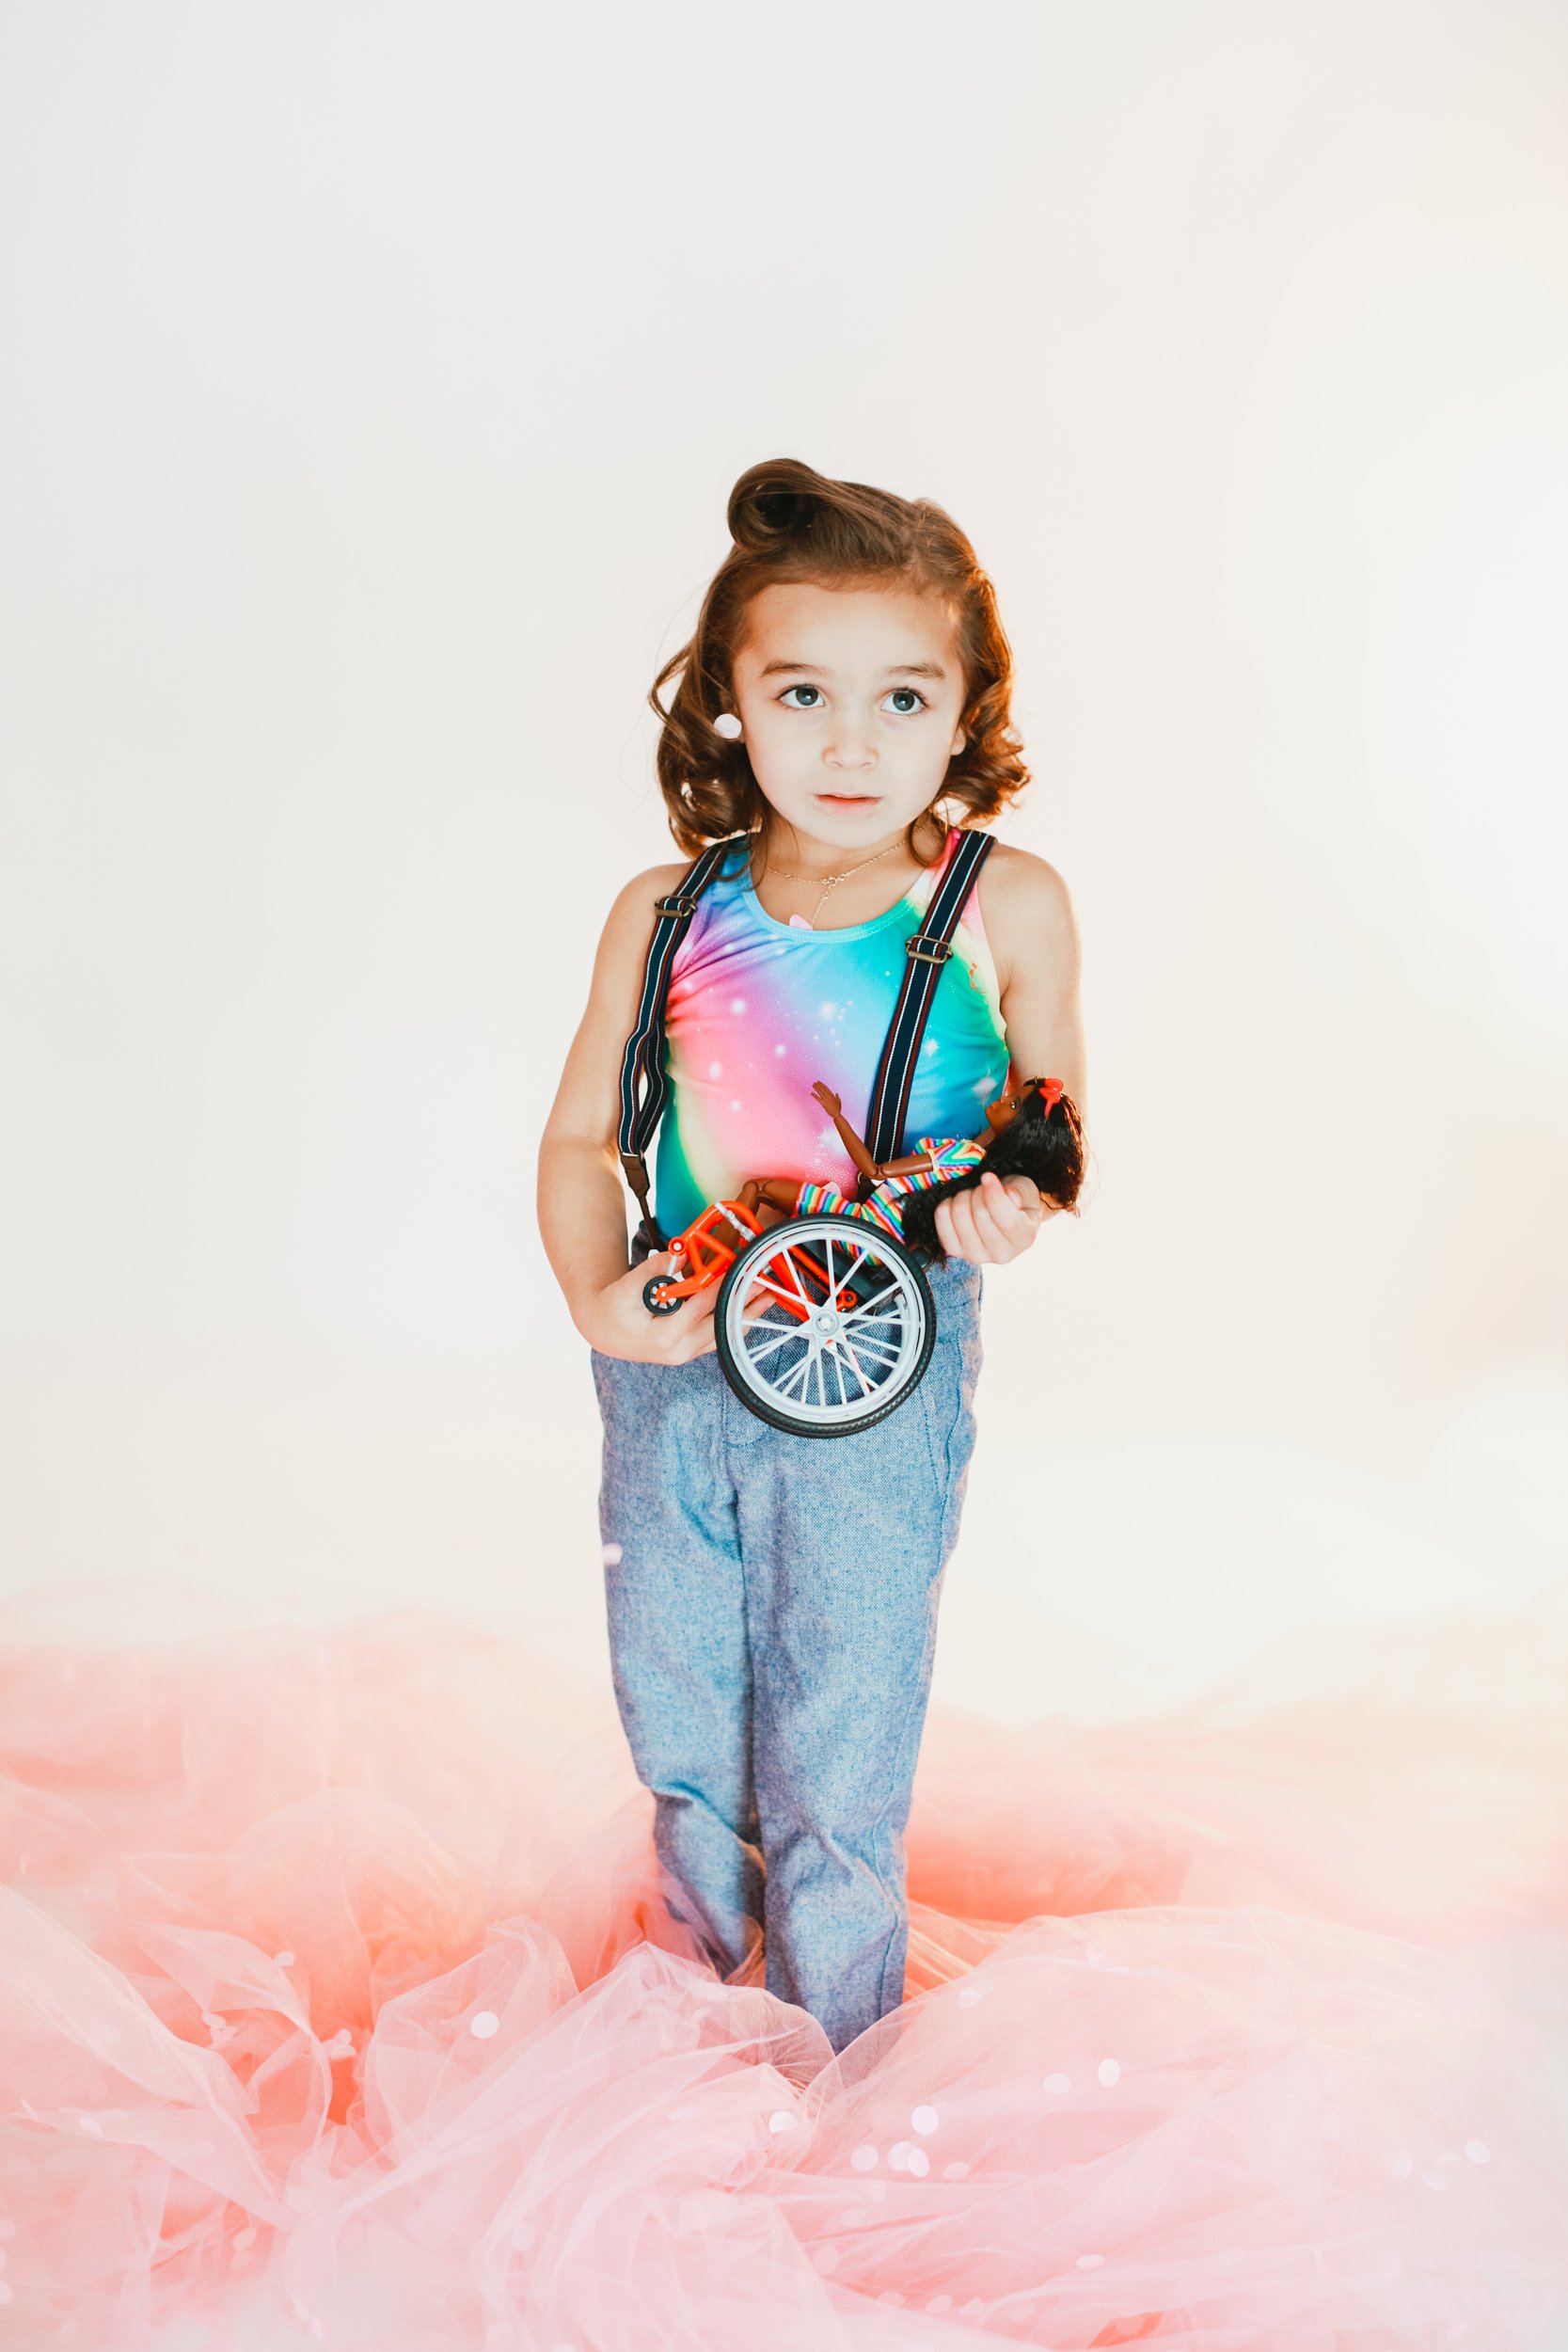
[{"xmin": 935, "ymin": 1171, "xmax": 1048, "ymax": 1265}]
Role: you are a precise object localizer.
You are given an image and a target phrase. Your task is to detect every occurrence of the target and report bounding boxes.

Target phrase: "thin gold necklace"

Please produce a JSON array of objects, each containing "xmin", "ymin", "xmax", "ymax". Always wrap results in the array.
[{"xmin": 761, "ymin": 839, "xmax": 904, "ymax": 930}]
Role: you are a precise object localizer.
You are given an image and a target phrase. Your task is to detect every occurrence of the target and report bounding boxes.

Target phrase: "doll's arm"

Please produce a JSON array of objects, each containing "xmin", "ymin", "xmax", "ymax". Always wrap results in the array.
[
  {"xmin": 809, "ymin": 1081, "xmax": 882, "ymax": 1182},
  {"xmin": 874, "ymin": 1147, "xmax": 941, "ymax": 1178}
]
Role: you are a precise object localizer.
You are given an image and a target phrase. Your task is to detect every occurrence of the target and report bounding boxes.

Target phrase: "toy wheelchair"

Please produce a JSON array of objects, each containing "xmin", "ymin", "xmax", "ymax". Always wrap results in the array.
[
  {"xmin": 642, "ymin": 1197, "xmax": 935, "ymax": 1438},
  {"xmin": 612, "ymin": 826, "xmax": 997, "ymax": 1439}
]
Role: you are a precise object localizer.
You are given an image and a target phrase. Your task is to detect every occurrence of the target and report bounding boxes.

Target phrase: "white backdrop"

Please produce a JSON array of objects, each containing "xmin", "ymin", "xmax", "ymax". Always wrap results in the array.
[{"xmin": 2, "ymin": 1, "xmax": 1564, "ymax": 1722}]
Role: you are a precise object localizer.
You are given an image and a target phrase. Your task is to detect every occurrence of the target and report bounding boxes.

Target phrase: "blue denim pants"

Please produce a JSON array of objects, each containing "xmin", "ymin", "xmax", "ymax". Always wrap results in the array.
[{"xmin": 589, "ymin": 1254, "xmax": 983, "ymax": 2055}]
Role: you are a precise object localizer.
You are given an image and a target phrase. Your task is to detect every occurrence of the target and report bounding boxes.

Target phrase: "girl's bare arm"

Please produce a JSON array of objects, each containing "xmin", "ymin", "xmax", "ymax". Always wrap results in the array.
[
  {"xmin": 536, "ymin": 864, "xmax": 719, "ymax": 1361},
  {"xmin": 983, "ymin": 850, "xmax": 1087, "ymax": 1131},
  {"xmin": 930, "ymin": 847, "xmax": 1087, "ymax": 1263}
]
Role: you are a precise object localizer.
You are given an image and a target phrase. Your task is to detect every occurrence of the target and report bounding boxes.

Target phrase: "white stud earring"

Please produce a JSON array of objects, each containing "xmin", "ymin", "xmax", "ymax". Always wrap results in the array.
[{"xmin": 712, "ymin": 711, "xmax": 743, "ymax": 740}]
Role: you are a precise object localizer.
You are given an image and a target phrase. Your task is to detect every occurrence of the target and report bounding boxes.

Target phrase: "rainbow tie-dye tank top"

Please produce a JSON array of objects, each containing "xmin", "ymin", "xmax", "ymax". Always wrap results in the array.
[{"xmin": 651, "ymin": 827, "xmax": 1011, "ymax": 1237}]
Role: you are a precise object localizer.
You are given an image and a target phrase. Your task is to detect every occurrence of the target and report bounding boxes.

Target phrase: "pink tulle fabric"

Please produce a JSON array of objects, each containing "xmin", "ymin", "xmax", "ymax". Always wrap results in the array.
[{"xmin": 2, "ymin": 1581, "xmax": 1566, "ymax": 2351}]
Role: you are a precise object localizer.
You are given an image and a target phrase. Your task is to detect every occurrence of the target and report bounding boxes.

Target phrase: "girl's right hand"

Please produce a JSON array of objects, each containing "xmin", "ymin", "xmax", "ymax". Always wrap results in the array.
[{"xmin": 576, "ymin": 1251, "xmax": 719, "ymax": 1362}]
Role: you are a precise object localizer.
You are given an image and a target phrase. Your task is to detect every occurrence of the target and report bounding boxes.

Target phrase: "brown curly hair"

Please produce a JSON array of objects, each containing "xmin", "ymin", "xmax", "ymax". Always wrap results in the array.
[{"xmin": 648, "ymin": 457, "xmax": 1030, "ymax": 860}]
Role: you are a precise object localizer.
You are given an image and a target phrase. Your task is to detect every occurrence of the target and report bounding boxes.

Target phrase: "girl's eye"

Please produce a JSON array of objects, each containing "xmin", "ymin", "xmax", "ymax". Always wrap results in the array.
[{"xmin": 775, "ymin": 687, "xmax": 930, "ymax": 710}]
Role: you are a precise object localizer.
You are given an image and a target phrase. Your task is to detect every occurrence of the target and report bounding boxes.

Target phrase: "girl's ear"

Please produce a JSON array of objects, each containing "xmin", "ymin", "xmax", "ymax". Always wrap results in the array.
[{"xmin": 950, "ymin": 730, "xmax": 965, "ymax": 757}]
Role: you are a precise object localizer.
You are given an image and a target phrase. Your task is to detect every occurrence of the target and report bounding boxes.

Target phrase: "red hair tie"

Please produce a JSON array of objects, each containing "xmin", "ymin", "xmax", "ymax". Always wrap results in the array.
[{"xmin": 1033, "ymin": 1077, "xmax": 1065, "ymax": 1116}]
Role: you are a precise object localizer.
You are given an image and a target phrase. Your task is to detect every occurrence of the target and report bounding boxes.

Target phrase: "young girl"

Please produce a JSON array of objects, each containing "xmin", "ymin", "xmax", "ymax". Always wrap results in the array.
[{"xmin": 537, "ymin": 457, "xmax": 1087, "ymax": 2055}]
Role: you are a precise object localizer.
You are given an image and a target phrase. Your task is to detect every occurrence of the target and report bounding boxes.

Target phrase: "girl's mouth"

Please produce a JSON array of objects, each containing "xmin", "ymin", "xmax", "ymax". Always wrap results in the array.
[{"xmin": 816, "ymin": 793, "xmax": 879, "ymax": 806}]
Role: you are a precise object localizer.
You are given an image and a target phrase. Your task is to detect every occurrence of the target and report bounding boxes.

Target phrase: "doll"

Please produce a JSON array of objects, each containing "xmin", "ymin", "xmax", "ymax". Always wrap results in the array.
[{"xmin": 729, "ymin": 1073, "xmax": 1085, "ymax": 1262}]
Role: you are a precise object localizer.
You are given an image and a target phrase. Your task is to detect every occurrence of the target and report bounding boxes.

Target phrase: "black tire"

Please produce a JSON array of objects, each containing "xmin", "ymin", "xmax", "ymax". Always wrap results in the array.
[
  {"xmin": 714, "ymin": 1215, "xmax": 934, "ymax": 1437},
  {"xmin": 642, "ymin": 1276, "xmax": 685, "ymax": 1315}
]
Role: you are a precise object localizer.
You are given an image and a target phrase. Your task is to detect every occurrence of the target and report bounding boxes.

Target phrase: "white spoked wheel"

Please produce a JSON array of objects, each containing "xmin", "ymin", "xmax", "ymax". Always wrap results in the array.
[{"xmin": 714, "ymin": 1214, "xmax": 934, "ymax": 1438}]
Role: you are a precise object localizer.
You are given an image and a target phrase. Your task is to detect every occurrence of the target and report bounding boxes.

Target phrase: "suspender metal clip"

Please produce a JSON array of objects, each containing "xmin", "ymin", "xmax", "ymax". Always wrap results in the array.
[
  {"xmin": 654, "ymin": 892, "xmax": 699, "ymax": 919},
  {"xmin": 904, "ymin": 933, "xmax": 953, "ymax": 963}
]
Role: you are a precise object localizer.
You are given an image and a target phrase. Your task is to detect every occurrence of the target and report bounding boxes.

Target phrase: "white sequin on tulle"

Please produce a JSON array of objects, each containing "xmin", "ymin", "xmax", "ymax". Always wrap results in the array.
[
  {"xmin": 768, "ymin": 2110, "xmax": 797, "ymax": 2134},
  {"xmin": 850, "ymin": 2145, "xmax": 878, "ymax": 2171},
  {"xmin": 1098, "ymin": 2058, "xmax": 1121, "ymax": 2087},
  {"xmin": 1044, "ymin": 2072, "xmax": 1070, "ymax": 2093},
  {"xmin": 911, "ymin": 2105, "xmax": 939, "ymax": 2135},
  {"xmin": 469, "ymin": 2011, "xmax": 499, "ymax": 2040}
]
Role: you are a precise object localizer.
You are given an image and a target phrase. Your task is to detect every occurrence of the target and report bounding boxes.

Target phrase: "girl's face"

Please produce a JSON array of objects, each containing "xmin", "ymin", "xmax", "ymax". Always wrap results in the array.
[{"xmin": 729, "ymin": 580, "xmax": 967, "ymax": 854}]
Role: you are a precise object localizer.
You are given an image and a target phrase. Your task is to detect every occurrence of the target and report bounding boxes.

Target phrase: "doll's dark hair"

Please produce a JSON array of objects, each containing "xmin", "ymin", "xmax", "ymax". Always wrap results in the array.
[
  {"xmin": 897, "ymin": 1079, "xmax": 1086, "ymax": 1263},
  {"xmin": 648, "ymin": 457, "xmax": 1029, "ymax": 860}
]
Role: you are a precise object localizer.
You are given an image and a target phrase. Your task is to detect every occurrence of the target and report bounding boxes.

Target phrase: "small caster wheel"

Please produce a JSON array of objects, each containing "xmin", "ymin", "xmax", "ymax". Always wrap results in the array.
[{"xmin": 643, "ymin": 1276, "xmax": 685, "ymax": 1315}]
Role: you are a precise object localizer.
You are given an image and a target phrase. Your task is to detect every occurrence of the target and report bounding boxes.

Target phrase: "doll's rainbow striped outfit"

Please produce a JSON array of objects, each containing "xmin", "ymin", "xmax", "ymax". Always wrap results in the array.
[{"xmin": 794, "ymin": 1134, "xmax": 989, "ymax": 1239}]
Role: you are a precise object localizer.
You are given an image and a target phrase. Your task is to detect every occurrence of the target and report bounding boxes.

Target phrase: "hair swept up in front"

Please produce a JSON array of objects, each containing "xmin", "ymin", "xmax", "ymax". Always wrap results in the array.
[{"xmin": 648, "ymin": 457, "xmax": 1030, "ymax": 859}]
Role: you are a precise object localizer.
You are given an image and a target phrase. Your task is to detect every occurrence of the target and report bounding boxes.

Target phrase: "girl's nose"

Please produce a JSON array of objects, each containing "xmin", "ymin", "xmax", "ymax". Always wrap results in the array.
[{"xmin": 824, "ymin": 724, "xmax": 877, "ymax": 771}]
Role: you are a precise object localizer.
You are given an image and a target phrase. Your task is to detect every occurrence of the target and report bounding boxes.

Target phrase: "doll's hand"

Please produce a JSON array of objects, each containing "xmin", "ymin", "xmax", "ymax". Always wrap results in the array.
[
  {"xmin": 934, "ymin": 1171, "xmax": 1049, "ymax": 1265},
  {"xmin": 810, "ymin": 1081, "xmax": 842, "ymax": 1117}
]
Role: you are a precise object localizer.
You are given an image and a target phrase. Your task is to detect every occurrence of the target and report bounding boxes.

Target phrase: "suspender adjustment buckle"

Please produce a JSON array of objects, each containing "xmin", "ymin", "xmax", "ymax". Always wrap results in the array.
[
  {"xmin": 905, "ymin": 934, "xmax": 952, "ymax": 963},
  {"xmin": 654, "ymin": 892, "xmax": 699, "ymax": 918}
]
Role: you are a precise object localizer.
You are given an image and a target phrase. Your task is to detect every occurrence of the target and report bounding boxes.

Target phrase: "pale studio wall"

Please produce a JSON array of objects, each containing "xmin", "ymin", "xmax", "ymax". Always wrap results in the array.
[{"xmin": 1, "ymin": 0, "xmax": 1564, "ymax": 1721}]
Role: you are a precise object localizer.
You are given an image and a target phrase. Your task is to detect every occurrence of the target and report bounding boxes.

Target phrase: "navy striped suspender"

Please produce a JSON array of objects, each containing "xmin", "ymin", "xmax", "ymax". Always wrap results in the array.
[
  {"xmin": 860, "ymin": 828, "xmax": 997, "ymax": 1182},
  {"xmin": 615, "ymin": 834, "xmax": 739, "ymax": 1223},
  {"xmin": 613, "ymin": 825, "xmax": 996, "ymax": 1229}
]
